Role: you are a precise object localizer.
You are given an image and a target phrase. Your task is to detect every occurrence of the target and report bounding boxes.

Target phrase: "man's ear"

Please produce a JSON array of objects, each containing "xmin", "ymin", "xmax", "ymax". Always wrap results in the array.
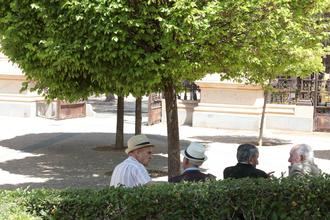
[
  {"xmin": 300, "ymin": 155, "xmax": 305, "ymax": 162},
  {"xmin": 128, "ymin": 150, "xmax": 138, "ymax": 158},
  {"xmin": 248, "ymin": 156, "xmax": 255, "ymax": 164},
  {"xmin": 182, "ymin": 158, "xmax": 190, "ymax": 168}
]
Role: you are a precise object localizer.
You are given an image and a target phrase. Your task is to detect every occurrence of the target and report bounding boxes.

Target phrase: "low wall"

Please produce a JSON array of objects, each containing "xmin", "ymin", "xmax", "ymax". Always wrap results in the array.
[
  {"xmin": 160, "ymin": 92, "xmax": 313, "ymax": 132},
  {"xmin": 0, "ymin": 96, "xmax": 41, "ymax": 117},
  {"xmin": 265, "ymin": 104, "xmax": 313, "ymax": 132},
  {"xmin": 0, "ymin": 53, "xmax": 87, "ymax": 119},
  {"xmin": 0, "ymin": 74, "xmax": 43, "ymax": 117},
  {"xmin": 190, "ymin": 75, "xmax": 314, "ymax": 132},
  {"xmin": 0, "ymin": 54, "xmax": 43, "ymax": 117},
  {"xmin": 192, "ymin": 103, "xmax": 314, "ymax": 132},
  {"xmin": 193, "ymin": 103, "xmax": 261, "ymax": 130}
]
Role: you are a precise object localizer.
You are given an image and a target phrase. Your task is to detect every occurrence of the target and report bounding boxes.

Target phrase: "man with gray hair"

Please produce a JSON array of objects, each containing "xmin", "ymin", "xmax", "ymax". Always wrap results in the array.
[
  {"xmin": 288, "ymin": 144, "xmax": 321, "ymax": 177},
  {"xmin": 223, "ymin": 143, "xmax": 270, "ymax": 179}
]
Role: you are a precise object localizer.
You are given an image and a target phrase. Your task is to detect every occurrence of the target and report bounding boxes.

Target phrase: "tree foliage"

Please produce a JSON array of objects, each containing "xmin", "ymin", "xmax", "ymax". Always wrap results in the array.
[
  {"xmin": 0, "ymin": 1, "xmax": 164, "ymax": 100},
  {"xmin": 202, "ymin": 0, "xmax": 330, "ymax": 85},
  {"xmin": 1, "ymin": 0, "xmax": 329, "ymax": 101}
]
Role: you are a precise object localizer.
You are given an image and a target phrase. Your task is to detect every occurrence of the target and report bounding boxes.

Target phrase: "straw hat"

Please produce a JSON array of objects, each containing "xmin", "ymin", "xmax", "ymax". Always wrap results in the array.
[
  {"xmin": 182, "ymin": 142, "xmax": 207, "ymax": 163},
  {"xmin": 125, "ymin": 134, "xmax": 154, "ymax": 154}
]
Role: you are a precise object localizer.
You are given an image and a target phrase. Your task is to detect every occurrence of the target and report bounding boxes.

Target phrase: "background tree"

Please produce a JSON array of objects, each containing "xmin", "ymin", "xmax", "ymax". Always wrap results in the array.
[
  {"xmin": 202, "ymin": 0, "xmax": 330, "ymax": 145},
  {"xmin": 115, "ymin": 95, "xmax": 125, "ymax": 149},
  {"xmin": 135, "ymin": 96, "xmax": 142, "ymax": 135}
]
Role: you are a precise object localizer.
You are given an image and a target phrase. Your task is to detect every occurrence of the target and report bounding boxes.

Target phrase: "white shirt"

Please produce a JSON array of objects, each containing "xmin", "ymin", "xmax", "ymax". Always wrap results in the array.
[{"xmin": 110, "ymin": 156, "xmax": 151, "ymax": 188}]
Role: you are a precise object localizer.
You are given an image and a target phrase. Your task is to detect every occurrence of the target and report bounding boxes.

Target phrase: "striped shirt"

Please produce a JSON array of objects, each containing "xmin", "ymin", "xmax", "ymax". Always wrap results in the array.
[{"xmin": 110, "ymin": 156, "xmax": 151, "ymax": 188}]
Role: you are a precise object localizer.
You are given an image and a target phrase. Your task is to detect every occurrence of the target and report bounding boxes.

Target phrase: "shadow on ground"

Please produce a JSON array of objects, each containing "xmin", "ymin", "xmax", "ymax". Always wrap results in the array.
[
  {"xmin": 191, "ymin": 135, "xmax": 291, "ymax": 146},
  {"xmin": 314, "ymin": 150, "xmax": 330, "ymax": 160},
  {"xmin": 87, "ymin": 98, "xmax": 148, "ymax": 116},
  {"xmin": 0, "ymin": 131, "xmax": 292, "ymax": 189},
  {"xmin": 0, "ymin": 133, "xmax": 191, "ymax": 189}
]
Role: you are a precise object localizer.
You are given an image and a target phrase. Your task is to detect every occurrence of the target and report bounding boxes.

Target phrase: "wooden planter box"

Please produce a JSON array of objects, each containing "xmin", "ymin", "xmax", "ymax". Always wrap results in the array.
[
  {"xmin": 148, "ymin": 93, "xmax": 162, "ymax": 125},
  {"xmin": 36, "ymin": 100, "xmax": 86, "ymax": 120},
  {"xmin": 314, "ymin": 113, "xmax": 330, "ymax": 132}
]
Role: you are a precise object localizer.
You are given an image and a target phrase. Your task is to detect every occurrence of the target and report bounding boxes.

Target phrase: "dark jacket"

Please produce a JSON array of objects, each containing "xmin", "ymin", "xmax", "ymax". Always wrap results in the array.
[
  {"xmin": 169, "ymin": 169, "xmax": 216, "ymax": 183},
  {"xmin": 223, "ymin": 163, "xmax": 268, "ymax": 179}
]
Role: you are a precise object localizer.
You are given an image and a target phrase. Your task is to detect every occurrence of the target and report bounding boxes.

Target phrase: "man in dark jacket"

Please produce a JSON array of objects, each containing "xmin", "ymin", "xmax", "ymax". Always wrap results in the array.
[
  {"xmin": 223, "ymin": 144, "xmax": 271, "ymax": 179},
  {"xmin": 169, "ymin": 142, "xmax": 215, "ymax": 183}
]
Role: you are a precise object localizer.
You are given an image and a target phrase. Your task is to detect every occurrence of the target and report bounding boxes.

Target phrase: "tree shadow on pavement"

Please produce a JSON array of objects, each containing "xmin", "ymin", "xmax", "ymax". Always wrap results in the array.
[
  {"xmin": 314, "ymin": 150, "xmax": 330, "ymax": 160},
  {"xmin": 87, "ymin": 98, "xmax": 148, "ymax": 115},
  {"xmin": 191, "ymin": 135, "xmax": 291, "ymax": 146},
  {"xmin": 0, "ymin": 132, "xmax": 189, "ymax": 189}
]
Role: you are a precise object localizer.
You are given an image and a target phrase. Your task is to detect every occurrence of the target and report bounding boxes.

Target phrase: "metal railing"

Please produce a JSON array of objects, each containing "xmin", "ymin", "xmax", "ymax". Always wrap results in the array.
[
  {"xmin": 268, "ymin": 74, "xmax": 330, "ymax": 108},
  {"xmin": 177, "ymin": 81, "xmax": 200, "ymax": 101}
]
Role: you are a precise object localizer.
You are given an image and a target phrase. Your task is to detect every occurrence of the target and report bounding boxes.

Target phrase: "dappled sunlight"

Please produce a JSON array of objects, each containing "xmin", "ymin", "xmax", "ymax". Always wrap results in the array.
[
  {"xmin": 152, "ymin": 176, "xmax": 168, "ymax": 182},
  {"xmin": 0, "ymin": 145, "xmax": 49, "ymax": 185},
  {"xmin": 153, "ymin": 153, "xmax": 168, "ymax": 158},
  {"xmin": 314, "ymin": 158, "xmax": 330, "ymax": 173},
  {"xmin": 0, "ymin": 169, "xmax": 50, "ymax": 185},
  {"xmin": 0, "ymin": 146, "xmax": 42, "ymax": 163}
]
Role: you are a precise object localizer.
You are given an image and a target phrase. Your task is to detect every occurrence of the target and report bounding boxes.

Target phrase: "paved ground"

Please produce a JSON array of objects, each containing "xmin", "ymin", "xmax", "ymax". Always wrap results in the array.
[{"xmin": 0, "ymin": 96, "xmax": 330, "ymax": 189}]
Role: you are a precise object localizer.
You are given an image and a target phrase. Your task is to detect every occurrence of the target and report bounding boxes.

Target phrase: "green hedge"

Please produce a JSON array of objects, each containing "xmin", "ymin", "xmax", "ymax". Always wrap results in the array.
[
  {"xmin": 0, "ymin": 189, "xmax": 40, "ymax": 220},
  {"xmin": 1, "ymin": 176, "xmax": 330, "ymax": 219}
]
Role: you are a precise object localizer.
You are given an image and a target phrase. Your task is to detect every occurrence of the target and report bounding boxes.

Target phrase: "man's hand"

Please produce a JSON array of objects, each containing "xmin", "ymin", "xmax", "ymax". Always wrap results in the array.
[{"xmin": 267, "ymin": 171, "xmax": 275, "ymax": 178}]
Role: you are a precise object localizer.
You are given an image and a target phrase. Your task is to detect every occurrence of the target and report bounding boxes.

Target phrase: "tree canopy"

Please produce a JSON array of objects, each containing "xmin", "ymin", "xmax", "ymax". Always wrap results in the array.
[
  {"xmin": 0, "ymin": 1, "xmax": 162, "ymax": 99},
  {"xmin": 2, "ymin": 0, "xmax": 328, "ymax": 97},
  {"xmin": 202, "ymin": 0, "xmax": 329, "ymax": 85}
]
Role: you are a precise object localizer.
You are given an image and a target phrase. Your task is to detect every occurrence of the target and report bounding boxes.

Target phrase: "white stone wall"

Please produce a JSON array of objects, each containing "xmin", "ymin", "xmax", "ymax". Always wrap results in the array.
[
  {"xmin": 189, "ymin": 74, "xmax": 315, "ymax": 132},
  {"xmin": 0, "ymin": 52, "xmax": 22, "ymax": 75},
  {"xmin": 0, "ymin": 53, "xmax": 43, "ymax": 117}
]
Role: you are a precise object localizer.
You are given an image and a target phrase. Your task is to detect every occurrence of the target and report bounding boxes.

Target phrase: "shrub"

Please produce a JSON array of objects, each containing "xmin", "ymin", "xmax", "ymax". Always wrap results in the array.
[
  {"xmin": 1, "ymin": 175, "xmax": 329, "ymax": 219},
  {"xmin": 0, "ymin": 189, "xmax": 40, "ymax": 220}
]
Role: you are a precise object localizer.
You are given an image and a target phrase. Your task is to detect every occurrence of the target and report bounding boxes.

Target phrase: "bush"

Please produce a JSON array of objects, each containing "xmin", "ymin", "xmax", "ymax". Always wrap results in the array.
[
  {"xmin": 1, "ymin": 175, "xmax": 330, "ymax": 219},
  {"xmin": 0, "ymin": 189, "xmax": 40, "ymax": 220}
]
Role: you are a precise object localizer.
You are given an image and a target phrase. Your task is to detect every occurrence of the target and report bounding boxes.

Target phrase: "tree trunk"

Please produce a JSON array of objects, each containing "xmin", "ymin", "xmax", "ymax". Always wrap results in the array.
[
  {"xmin": 258, "ymin": 89, "xmax": 268, "ymax": 146},
  {"xmin": 164, "ymin": 81, "xmax": 181, "ymax": 179},
  {"xmin": 115, "ymin": 96, "xmax": 124, "ymax": 148},
  {"xmin": 135, "ymin": 96, "xmax": 142, "ymax": 135}
]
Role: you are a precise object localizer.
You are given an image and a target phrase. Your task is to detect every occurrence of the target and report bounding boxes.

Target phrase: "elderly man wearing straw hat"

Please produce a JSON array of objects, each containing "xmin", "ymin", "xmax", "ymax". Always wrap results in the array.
[
  {"xmin": 110, "ymin": 134, "xmax": 154, "ymax": 187},
  {"xmin": 169, "ymin": 142, "xmax": 215, "ymax": 183}
]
